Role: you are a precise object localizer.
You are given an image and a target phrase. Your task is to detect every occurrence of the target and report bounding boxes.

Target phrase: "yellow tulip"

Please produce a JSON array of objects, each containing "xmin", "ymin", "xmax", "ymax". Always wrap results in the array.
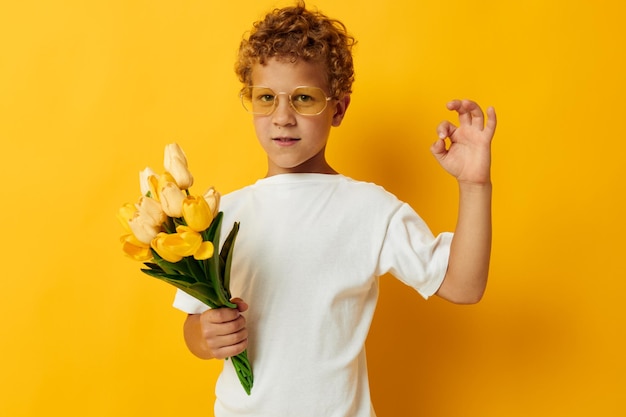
[
  {"xmin": 128, "ymin": 196, "xmax": 165, "ymax": 244},
  {"xmin": 137, "ymin": 196, "xmax": 166, "ymax": 226},
  {"xmin": 164, "ymin": 143, "xmax": 194, "ymax": 190},
  {"xmin": 129, "ymin": 214, "xmax": 161, "ymax": 245},
  {"xmin": 121, "ymin": 234, "xmax": 152, "ymax": 261},
  {"xmin": 150, "ymin": 226, "xmax": 205, "ymax": 263},
  {"xmin": 159, "ymin": 182, "xmax": 186, "ymax": 218},
  {"xmin": 203, "ymin": 186, "xmax": 221, "ymax": 218},
  {"xmin": 117, "ymin": 203, "xmax": 137, "ymax": 233},
  {"xmin": 139, "ymin": 167, "xmax": 157, "ymax": 197},
  {"xmin": 177, "ymin": 226, "xmax": 214, "ymax": 260},
  {"xmin": 151, "ymin": 233, "xmax": 182, "ymax": 263},
  {"xmin": 182, "ymin": 195, "xmax": 212, "ymax": 232},
  {"xmin": 157, "ymin": 171, "xmax": 176, "ymax": 189},
  {"xmin": 147, "ymin": 174, "xmax": 160, "ymax": 200}
]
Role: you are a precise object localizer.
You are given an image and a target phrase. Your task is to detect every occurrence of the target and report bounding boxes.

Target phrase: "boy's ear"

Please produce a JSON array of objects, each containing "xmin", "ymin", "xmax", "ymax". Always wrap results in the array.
[{"xmin": 331, "ymin": 94, "xmax": 351, "ymax": 127}]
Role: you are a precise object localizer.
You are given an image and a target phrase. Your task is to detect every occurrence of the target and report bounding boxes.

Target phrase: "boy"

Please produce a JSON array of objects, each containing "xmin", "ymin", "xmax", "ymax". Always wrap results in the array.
[{"xmin": 174, "ymin": 3, "xmax": 496, "ymax": 416}]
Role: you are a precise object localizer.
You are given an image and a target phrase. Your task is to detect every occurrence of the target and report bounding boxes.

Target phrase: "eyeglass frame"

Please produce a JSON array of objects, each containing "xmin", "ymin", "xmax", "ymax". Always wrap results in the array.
[{"xmin": 239, "ymin": 85, "xmax": 334, "ymax": 116}]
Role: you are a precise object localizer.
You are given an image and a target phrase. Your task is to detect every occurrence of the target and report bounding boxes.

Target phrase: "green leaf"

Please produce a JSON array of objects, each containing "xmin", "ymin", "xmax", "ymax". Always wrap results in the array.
[
  {"xmin": 220, "ymin": 221, "xmax": 239, "ymax": 265},
  {"xmin": 201, "ymin": 212, "xmax": 222, "ymax": 287},
  {"xmin": 151, "ymin": 250, "xmax": 195, "ymax": 276},
  {"xmin": 140, "ymin": 268, "xmax": 168, "ymax": 279},
  {"xmin": 184, "ymin": 257, "xmax": 205, "ymax": 283},
  {"xmin": 204, "ymin": 213, "xmax": 235, "ymax": 308},
  {"xmin": 140, "ymin": 268, "xmax": 197, "ymax": 285},
  {"xmin": 230, "ymin": 350, "xmax": 253, "ymax": 395},
  {"xmin": 207, "ymin": 257, "xmax": 236, "ymax": 308},
  {"xmin": 188, "ymin": 282, "xmax": 221, "ymax": 303},
  {"xmin": 161, "ymin": 279, "xmax": 220, "ymax": 309},
  {"xmin": 142, "ymin": 262, "xmax": 163, "ymax": 271},
  {"xmin": 203, "ymin": 211, "xmax": 223, "ymax": 243},
  {"xmin": 162, "ymin": 217, "xmax": 177, "ymax": 234},
  {"xmin": 149, "ymin": 250, "xmax": 181, "ymax": 275},
  {"xmin": 221, "ymin": 222, "xmax": 240, "ymax": 299}
]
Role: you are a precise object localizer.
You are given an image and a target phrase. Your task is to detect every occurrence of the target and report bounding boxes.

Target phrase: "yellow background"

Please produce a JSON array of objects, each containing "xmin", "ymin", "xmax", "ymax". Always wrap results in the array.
[{"xmin": 1, "ymin": 0, "xmax": 624, "ymax": 416}]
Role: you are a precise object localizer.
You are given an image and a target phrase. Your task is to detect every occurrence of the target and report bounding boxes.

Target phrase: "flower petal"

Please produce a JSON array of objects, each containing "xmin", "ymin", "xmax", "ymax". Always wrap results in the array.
[
  {"xmin": 175, "ymin": 226, "xmax": 203, "ymax": 255},
  {"xmin": 151, "ymin": 233, "xmax": 184, "ymax": 263},
  {"xmin": 151, "ymin": 227, "xmax": 204, "ymax": 263},
  {"xmin": 193, "ymin": 241, "xmax": 214, "ymax": 260},
  {"xmin": 182, "ymin": 195, "xmax": 212, "ymax": 232},
  {"xmin": 139, "ymin": 167, "xmax": 157, "ymax": 196},
  {"xmin": 203, "ymin": 187, "xmax": 221, "ymax": 218},
  {"xmin": 117, "ymin": 203, "xmax": 137, "ymax": 233},
  {"xmin": 160, "ymin": 182, "xmax": 186, "ymax": 218},
  {"xmin": 147, "ymin": 174, "xmax": 160, "ymax": 201},
  {"xmin": 121, "ymin": 234, "xmax": 152, "ymax": 261},
  {"xmin": 137, "ymin": 196, "xmax": 166, "ymax": 226},
  {"xmin": 128, "ymin": 216, "xmax": 161, "ymax": 244}
]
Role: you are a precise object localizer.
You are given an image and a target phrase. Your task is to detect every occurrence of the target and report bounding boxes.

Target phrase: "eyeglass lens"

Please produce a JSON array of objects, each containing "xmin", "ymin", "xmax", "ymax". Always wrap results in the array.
[{"xmin": 241, "ymin": 86, "xmax": 329, "ymax": 115}]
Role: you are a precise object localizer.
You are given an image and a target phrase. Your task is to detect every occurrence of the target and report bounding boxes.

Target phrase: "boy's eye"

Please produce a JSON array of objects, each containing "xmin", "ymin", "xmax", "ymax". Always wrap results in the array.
[
  {"xmin": 257, "ymin": 94, "xmax": 275, "ymax": 103},
  {"xmin": 291, "ymin": 94, "xmax": 315, "ymax": 107},
  {"xmin": 293, "ymin": 94, "xmax": 313, "ymax": 103},
  {"xmin": 253, "ymin": 92, "xmax": 275, "ymax": 107}
]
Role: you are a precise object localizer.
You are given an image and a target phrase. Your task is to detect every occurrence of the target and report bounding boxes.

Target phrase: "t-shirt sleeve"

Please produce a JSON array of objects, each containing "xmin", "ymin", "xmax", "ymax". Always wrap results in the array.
[
  {"xmin": 376, "ymin": 203, "xmax": 453, "ymax": 299},
  {"xmin": 172, "ymin": 289, "xmax": 211, "ymax": 314}
]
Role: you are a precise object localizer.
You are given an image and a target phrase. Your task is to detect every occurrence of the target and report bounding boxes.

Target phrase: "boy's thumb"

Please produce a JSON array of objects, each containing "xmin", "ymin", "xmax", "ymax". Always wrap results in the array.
[{"xmin": 231, "ymin": 297, "xmax": 249, "ymax": 312}]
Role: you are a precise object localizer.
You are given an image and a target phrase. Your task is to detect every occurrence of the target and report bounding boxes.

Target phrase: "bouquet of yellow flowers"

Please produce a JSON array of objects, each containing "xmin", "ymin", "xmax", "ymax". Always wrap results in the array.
[{"xmin": 118, "ymin": 143, "xmax": 253, "ymax": 395}]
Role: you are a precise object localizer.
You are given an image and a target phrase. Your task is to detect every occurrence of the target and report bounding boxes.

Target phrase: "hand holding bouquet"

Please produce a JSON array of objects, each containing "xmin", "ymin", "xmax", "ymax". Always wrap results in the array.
[{"xmin": 118, "ymin": 143, "xmax": 253, "ymax": 395}]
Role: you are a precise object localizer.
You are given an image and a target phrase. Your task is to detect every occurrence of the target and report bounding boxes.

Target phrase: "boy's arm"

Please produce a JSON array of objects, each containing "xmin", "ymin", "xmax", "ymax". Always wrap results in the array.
[{"xmin": 430, "ymin": 100, "xmax": 497, "ymax": 304}]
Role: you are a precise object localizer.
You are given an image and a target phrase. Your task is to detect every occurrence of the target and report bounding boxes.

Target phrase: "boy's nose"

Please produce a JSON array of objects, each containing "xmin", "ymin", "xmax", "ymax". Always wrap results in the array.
[{"xmin": 272, "ymin": 97, "xmax": 296, "ymax": 126}]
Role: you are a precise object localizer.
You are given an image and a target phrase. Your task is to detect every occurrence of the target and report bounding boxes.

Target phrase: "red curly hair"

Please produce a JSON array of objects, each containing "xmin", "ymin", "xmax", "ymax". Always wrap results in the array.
[{"xmin": 235, "ymin": 2, "xmax": 356, "ymax": 99}]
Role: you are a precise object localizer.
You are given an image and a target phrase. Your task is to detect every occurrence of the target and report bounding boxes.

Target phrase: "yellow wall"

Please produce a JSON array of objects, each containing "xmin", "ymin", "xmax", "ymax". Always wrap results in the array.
[{"xmin": 2, "ymin": 0, "xmax": 624, "ymax": 416}]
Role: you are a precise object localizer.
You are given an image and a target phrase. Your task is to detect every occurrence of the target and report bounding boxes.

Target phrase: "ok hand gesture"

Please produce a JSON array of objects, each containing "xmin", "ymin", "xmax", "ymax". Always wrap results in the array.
[{"xmin": 431, "ymin": 100, "xmax": 497, "ymax": 185}]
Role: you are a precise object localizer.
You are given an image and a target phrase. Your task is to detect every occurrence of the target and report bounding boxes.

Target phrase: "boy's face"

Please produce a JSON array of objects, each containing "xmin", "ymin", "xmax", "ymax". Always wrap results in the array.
[{"xmin": 249, "ymin": 58, "xmax": 349, "ymax": 176}]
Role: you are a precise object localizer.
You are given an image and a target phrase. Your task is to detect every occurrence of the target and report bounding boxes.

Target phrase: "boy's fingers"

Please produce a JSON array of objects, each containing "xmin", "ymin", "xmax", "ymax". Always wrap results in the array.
[
  {"xmin": 448, "ymin": 99, "xmax": 489, "ymax": 129},
  {"xmin": 446, "ymin": 99, "xmax": 462, "ymax": 111},
  {"xmin": 466, "ymin": 101, "xmax": 485, "ymax": 128},
  {"xmin": 204, "ymin": 306, "xmax": 241, "ymax": 324},
  {"xmin": 449, "ymin": 100, "xmax": 472, "ymax": 125},
  {"xmin": 430, "ymin": 138, "xmax": 447, "ymax": 159},
  {"xmin": 457, "ymin": 100, "xmax": 484, "ymax": 128},
  {"xmin": 436, "ymin": 120, "xmax": 456, "ymax": 140},
  {"xmin": 485, "ymin": 106, "xmax": 497, "ymax": 134}
]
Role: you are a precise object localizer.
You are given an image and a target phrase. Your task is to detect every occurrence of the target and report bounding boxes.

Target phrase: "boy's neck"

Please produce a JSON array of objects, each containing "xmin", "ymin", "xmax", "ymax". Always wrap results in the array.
[
  {"xmin": 265, "ymin": 157, "xmax": 338, "ymax": 177},
  {"xmin": 265, "ymin": 166, "xmax": 339, "ymax": 177}
]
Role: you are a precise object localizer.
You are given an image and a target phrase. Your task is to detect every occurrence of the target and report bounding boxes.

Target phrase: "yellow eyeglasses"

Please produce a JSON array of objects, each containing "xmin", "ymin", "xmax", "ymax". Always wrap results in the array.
[{"xmin": 240, "ymin": 86, "xmax": 333, "ymax": 116}]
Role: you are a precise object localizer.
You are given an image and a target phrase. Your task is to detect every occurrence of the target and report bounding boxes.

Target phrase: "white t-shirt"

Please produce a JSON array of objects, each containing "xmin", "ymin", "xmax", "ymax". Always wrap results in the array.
[{"xmin": 173, "ymin": 173, "xmax": 453, "ymax": 417}]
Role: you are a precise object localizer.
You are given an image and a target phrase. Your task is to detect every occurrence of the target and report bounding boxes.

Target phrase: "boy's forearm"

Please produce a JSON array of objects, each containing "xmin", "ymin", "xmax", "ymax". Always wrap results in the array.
[{"xmin": 437, "ymin": 182, "xmax": 492, "ymax": 304}]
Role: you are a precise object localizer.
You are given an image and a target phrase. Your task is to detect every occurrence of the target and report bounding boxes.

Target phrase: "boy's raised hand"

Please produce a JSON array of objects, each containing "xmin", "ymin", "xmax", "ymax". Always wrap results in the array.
[{"xmin": 431, "ymin": 100, "xmax": 497, "ymax": 185}]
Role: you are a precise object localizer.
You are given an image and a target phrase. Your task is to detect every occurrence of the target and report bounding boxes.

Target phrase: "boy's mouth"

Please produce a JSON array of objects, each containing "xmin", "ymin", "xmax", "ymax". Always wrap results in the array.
[{"xmin": 272, "ymin": 137, "xmax": 300, "ymax": 143}]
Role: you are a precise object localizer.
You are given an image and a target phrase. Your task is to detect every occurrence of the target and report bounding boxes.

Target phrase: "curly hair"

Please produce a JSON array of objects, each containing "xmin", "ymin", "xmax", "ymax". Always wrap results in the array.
[{"xmin": 235, "ymin": 2, "xmax": 356, "ymax": 99}]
